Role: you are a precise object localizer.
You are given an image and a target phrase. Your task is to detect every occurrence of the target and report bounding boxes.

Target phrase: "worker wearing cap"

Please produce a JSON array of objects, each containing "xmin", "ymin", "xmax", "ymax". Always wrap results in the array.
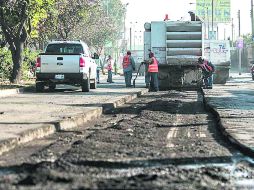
[
  {"xmin": 198, "ymin": 57, "xmax": 215, "ymax": 89},
  {"xmin": 147, "ymin": 52, "xmax": 159, "ymax": 92},
  {"xmin": 122, "ymin": 51, "xmax": 135, "ymax": 87}
]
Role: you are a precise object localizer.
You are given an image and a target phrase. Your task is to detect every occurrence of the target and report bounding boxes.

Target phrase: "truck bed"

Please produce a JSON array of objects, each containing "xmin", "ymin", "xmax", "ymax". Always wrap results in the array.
[{"xmin": 40, "ymin": 54, "xmax": 80, "ymax": 73}]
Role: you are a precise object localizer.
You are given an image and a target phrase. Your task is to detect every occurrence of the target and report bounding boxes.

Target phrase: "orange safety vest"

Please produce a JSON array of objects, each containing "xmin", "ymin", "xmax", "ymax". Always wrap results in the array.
[
  {"xmin": 122, "ymin": 55, "xmax": 131, "ymax": 69},
  {"xmin": 148, "ymin": 57, "xmax": 159, "ymax": 73}
]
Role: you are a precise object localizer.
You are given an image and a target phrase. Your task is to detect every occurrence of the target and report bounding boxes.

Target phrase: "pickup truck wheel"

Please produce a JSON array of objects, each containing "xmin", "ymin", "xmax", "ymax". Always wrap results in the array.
[
  {"xmin": 90, "ymin": 79, "xmax": 97, "ymax": 89},
  {"xmin": 81, "ymin": 78, "xmax": 90, "ymax": 92},
  {"xmin": 36, "ymin": 82, "xmax": 45, "ymax": 92}
]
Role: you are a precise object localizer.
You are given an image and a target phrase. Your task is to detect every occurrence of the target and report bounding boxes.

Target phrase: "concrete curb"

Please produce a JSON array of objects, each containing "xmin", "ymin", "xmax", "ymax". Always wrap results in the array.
[
  {"xmin": 103, "ymin": 88, "xmax": 148, "ymax": 113},
  {"xmin": 0, "ymin": 88, "xmax": 25, "ymax": 97},
  {"xmin": 201, "ymin": 89, "xmax": 254, "ymax": 158},
  {"xmin": 0, "ymin": 88, "xmax": 148, "ymax": 155},
  {"xmin": 0, "ymin": 124, "xmax": 56, "ymax": 155},
  {"xmin": 57, "ymin": 107, "xmax": 103, "ymax": 131}
]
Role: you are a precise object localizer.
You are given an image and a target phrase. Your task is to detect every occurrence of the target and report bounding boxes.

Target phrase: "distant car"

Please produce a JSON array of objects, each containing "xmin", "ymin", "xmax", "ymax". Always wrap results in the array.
[{"xmin": 35, "ymin": 40, "xmax": 97, "ymax": 92}]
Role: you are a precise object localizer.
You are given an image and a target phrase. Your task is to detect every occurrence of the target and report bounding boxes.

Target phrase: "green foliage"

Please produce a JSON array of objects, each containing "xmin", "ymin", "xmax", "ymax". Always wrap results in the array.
[
  {"xmin": 242, "ymin": 33, "xmax": 252, "ymax": 46},
  {"xmin": 0, "ymin": 28, "xmax": 6, "ymax": 48},
  {"xmin": 0, "ymin": 47, "xmax": 12, "ymax": 80},
  {"xmin": 29, "ymin": 0, "xmax": 56, "ymax": 38},
  {"xmin": 71, "ymin": 0, "xmax": 125, "ymax": 55},
  {"xmin": 0, "ymin": 47, "xmax": 38, "ymax": 81},
  {"xmin": 105, "ymin": 0, "xmax": 125, "ymax": 40},
  {"xmin": 55, "ymin": 0, "xmax": 87, "ymax": 39},
  {"xmin": 0, "ymin": 0, "xmax": 55, "ymax": 83},
  {"xmin": 33, "ymin": 0, "xmax": 125, "ymax": 54},
  {"xmin": 0, "ymin": 0, "xmax": 125, "ymax": 82},
  {"xmin": 0, "ymin": 0, "xmax": 53, "ymax": 39},
  {"xmin": 22, "ymin": 48, "xmax": 39, "ymax": 80}
]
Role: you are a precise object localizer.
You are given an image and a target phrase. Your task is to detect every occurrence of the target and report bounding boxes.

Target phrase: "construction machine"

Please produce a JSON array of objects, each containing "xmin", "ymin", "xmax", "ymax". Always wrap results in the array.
[{"xmin": 144, "ymin": 21, "xmax": 204, "ymax": 90}]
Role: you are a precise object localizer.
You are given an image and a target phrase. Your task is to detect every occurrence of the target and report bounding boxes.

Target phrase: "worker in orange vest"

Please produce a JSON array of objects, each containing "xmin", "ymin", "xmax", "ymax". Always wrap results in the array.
[
  {"xmin": 146, "ymin": 52, "xmax": 159, "ymax": 92},
  {"xmin": 122, "ymin": 51, "xmax": 135, "ymax": 87}
]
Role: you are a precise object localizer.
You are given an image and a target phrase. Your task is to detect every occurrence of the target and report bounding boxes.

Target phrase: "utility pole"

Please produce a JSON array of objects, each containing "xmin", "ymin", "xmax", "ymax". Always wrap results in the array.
[
  {"xmin": 250, "ymin": 0, "xmax": 254, "ymax": 41},
  {"xmin": 251, "ymin": 0, "xmax": 254, "ymax": 41},
  {"xmin": 251, "ymin": 0, "xmax": 254, "ymax": 67},
  {"xmin": 134, "ymin": 31, "xmax": 136, "ymax": 50},
  {"xmin": 238, "ymin": 10, "xmax": 242, "ymax": 75},
  {"xmin": 106, "ymin": 0, "xmax": 109, "ymax": 16},
  {"xmin": 129, "ymin": 27, "xmax": 132, "ymax": 50},
  {"xmin": 231, "ymin": 18, "xmax": 234, "ymax": 47},
  {"xmin": 238, "ymin": 10, "xmax": 241, "ymax": 37},
  {"xmin": 123, "ymin": 10, "xmax": 126, "ymax": 51},
  {"xmin": 207, "ymin": 7, "xmax": 210, "ymax": 39},
  {"xmin": 123, "ymin": 3, "xmax": 129, "ymax": 52},
  {"xmin": 204, "ymin": 17, "xmax": 207, "ymax": 39},
  {"xmin": 217, "ymin": 25, "xmax": 219, "ymax": 40},
  {"xmin": 212, "ymin": 0, "xmax": 214, "ymax": 39},
  {"xmin": 224, "ymin": 28, "xmax": 226, "ymax": 40}
]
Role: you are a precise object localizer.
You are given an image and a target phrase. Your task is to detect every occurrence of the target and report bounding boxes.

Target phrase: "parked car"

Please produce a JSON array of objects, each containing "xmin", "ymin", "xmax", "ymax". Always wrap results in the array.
[{"xmin": 35, "ymin": 40, "xmax": 97, "ymax": 92}]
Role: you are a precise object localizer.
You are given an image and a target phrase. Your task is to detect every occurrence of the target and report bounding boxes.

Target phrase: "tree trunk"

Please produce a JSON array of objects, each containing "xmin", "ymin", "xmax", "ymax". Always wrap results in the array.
[{"xmin": 10, "ymin": 41, "xmax": 24, "ymax": 84}]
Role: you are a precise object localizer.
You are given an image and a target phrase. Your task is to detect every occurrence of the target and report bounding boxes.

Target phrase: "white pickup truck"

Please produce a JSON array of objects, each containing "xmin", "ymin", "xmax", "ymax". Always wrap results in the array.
[{"xmin": 35, "ymin": 40, "xmax": 97, "ymax": 92}]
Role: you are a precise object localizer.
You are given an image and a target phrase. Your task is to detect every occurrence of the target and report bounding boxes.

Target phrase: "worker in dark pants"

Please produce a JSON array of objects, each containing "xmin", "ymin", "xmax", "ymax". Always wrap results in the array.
[
  {"xmin": 144, "ymin": 49, "xmax": 151, "ymax": 88},
  {"xmin": 198, "ymin": 57, "xmax": 215, "ymax": 89},
  {"xmin": 94, "ymin": 53, "xmax": 101, "ymax": 83},
  {"xmin": 146, "ymin": 52, "xmax": 159, "ymax": 92},
  {"xmin": 107, "ymin": 55, "xmax": 114, "ymax": 83},
  {"xmin": 122, "ymin": 51, "xmax": 135, "ymax": 87}
]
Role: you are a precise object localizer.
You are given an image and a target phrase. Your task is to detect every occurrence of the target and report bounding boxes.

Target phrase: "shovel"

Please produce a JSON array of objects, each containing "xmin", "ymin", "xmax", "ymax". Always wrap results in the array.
[{"xmin": 133, "ymin": 62, "xmax": 144, "ymax": 88}]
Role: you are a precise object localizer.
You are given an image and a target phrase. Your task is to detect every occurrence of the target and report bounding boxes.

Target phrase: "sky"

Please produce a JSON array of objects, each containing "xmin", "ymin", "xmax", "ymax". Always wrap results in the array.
[{"xmin": 121, "ymin": 0, "xmax": 252, "ymax": 41}]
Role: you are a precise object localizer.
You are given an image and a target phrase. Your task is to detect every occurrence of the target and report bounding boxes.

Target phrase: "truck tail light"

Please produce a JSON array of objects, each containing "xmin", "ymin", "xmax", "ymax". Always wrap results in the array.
[
  {"xmin": 80, "ymin": 57, "xmax": 85, "ymax": 67},
  {"xmin": 36, "ymin": 57, "xmax": 41, "ymax": 68}
]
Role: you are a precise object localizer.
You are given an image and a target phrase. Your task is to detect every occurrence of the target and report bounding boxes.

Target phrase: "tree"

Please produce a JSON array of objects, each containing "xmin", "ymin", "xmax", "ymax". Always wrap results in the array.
[
  {"xmin": 242, "ymin": 33, "xmax": 252, "ymax": 46},
  {"xmin": 0, "ymin": 28, "xmax": 7, "ymax": 48},
  {"xmin": 30, "ymin": 0, "xmax": 100, "ymax": 50},
  {"xmin": 54, "ymin": 0, "xmax": 99, "ymax": 40},
  {"xmin": 30, "ymin": 8, "xmax": 58, "ymax": 50},
  {"xmin": 32, "ymin": 0, "xmax": 125, "ymax": 55},
  {"xmin": 0, "ymin": 0, "xmax": 54, "ymax": 83},
  {"xmin": 71, "ymin": 0, "xmax": 125, "ymax": 55}
]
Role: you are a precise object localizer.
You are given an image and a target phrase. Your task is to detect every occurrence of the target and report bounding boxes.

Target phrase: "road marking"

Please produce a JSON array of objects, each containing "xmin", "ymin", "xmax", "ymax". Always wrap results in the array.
[
  {"xmin": 199, "ymin": 130, "xmax": 206, "ymax": 138},
  {"xmin": 166, "ymin": 143, "xmax": 175, "ymax": 148},
  {"xmin": 166, "ymin": 124, "xmax": 178, "ymax": 148},
  {"xmin": 166, "ymin": 111, "xmax": 180, "ymax": 147},
  {"xmin": 167, "ymin": 127, "xmax": 178, "ymax": 139}
]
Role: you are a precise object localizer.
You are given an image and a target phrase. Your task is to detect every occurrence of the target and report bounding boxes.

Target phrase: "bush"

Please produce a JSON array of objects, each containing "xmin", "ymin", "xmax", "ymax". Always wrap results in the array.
[
  {"xmin": 0, "ymin": 47, "xmax": 39, "ymax": 82},
  {"xmin": 22, "ymin": 48, "xmax": 39, "ymax": 80},
  {"xmin": 0, "ymin": 47, "xmax": 12, "ymax": 81}
]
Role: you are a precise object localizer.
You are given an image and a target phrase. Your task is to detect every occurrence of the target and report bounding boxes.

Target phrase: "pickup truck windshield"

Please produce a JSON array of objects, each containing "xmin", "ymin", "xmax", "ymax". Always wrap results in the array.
[{"xmin": 45, "ymin": 43, "xmax": 84, "ymax": 54}]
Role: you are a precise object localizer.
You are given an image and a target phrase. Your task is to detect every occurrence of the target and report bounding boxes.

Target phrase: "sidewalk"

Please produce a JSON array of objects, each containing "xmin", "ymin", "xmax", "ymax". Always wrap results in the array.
[
  {"xmin": 202, "ymin": 74, "xmax": 254, "ymax": 157},
  {"xmin": 0, "ymin": 75, "xmax": 148, "ymax": 155}
]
